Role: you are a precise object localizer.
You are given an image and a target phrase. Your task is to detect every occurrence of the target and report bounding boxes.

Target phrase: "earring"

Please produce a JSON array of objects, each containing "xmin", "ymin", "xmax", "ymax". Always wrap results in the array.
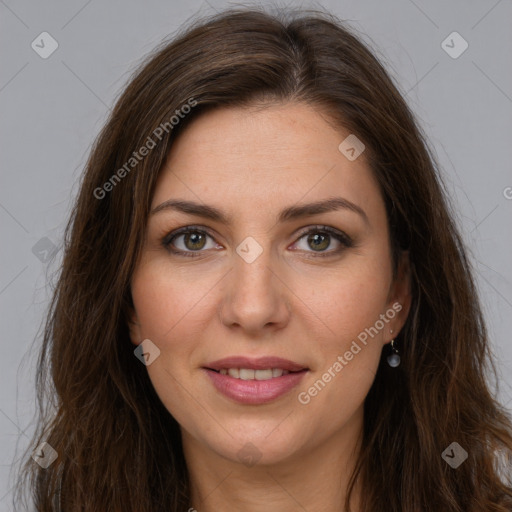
[{"xmin": 387, "ymin": 332, "xmax": 400, "ymax": 367}]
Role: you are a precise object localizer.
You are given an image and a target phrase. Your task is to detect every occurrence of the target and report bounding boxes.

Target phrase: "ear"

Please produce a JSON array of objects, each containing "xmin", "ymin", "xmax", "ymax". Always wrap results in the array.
[
  {"xmin": 383, "ymin": 250, "xmax": 412, "ymax": 344},
  {"xmin": 127, "ymin": 306, "xmax": 143, "ymax": 347}
]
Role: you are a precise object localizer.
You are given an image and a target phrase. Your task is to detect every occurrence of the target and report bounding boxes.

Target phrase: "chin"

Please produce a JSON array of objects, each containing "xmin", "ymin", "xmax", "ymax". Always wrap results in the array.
[{"xmin": 204, "ymin": 426, "xmax": 307, "ymax": 468}]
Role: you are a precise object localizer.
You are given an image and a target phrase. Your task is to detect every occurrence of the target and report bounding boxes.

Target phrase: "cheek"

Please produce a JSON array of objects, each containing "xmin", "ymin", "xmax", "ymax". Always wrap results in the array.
[
  {"xmin": 293, "ymin": 254, "xmax": 392, "ymax": 404},
  {"xmin": 130, "ymin": 264, "xmax": 209, "ymax": 429},
  {"xmin": 299, "ymin": 259, "xmax": 392, "ymax": 343},
  {"xmin": 295, "ymin": 281, "xmax": 388, "ymax": 426},
  {"xmin": 130, "ymin": 259, "xmax": 216, "ymax": 342}
]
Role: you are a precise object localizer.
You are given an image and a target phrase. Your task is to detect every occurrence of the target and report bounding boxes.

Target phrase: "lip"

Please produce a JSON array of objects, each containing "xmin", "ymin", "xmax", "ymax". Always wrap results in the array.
[
  {"xmin": 204, "ymin": 368, "xmax": 307, "ymax": 405},
  {"xmin": 205, "ymin": 356, "xmax": 307, "ymax": 372},
  {"xmin": 203, "ymin": 356, "xmax": 309, "ymax": 405}
]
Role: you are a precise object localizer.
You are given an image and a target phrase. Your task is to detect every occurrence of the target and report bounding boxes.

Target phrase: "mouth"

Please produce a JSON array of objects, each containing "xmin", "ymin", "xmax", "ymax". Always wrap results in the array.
[
  {"xmin": 205, "ymin": 355, "xmax": 307, "ymax": 373},
  {"xmin": 203, "ymin": 356, "xmax": 309, "ymax": 404},
  {"xmin": 207, "ymin": 367, "xmax": 301, "ymax": 380}
]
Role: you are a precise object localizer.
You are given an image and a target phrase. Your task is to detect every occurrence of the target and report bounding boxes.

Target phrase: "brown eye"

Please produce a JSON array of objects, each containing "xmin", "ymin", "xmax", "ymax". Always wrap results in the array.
[
  {"xmin": 307, "ymin": 232, "xmax": 331, "ymax": 251},
  {"xmin": 182, "ymin": 232, "xmax": 207, "ymax": 250},
  {"xmin": 163, "ymin": 227, "xmax": 220, "ymax": 256},
  {"xmin": 292, "ymin": 226, "xmax": 354, "ymax": 256}
]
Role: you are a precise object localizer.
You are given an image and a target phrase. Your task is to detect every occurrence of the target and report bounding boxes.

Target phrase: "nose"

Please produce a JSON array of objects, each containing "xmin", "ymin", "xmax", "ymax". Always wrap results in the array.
[{"xmin": 219, "ymin": 244, "xmax": 291, "ymax": 336}]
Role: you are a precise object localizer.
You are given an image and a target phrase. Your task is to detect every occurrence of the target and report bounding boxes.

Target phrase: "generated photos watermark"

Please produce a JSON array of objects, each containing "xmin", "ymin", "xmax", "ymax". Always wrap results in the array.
[
  {"xmin": 237, "ymin": 442, "xmax": 263, "ymax": 467},
  {"xmin": 297, "ymin": 301, "xmax": 402, "ymax": 404},
  {"xmin": 442, "ymin": 441, "xmax": 468, "ymax": 469},
  {"xmin": 31, "ymin": 441, "xmax": 58, "ymax": 469},
  {"xmin": 134, "ymin": 339, "xmax": 161, "ymax": 366},
  {"xmin": 94, "ymin": 97, "xmax": 197, "ymax": 199}
]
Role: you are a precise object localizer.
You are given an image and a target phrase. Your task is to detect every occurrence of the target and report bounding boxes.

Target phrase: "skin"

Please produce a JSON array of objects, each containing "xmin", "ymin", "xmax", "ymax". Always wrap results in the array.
[{"xmin": 129, "ymin": 101, "xmax": 411, "ymax": 512}]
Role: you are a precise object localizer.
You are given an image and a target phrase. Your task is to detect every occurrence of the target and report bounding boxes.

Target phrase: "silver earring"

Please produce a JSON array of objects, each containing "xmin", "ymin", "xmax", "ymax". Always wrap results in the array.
[{"xmin": 387, "ymin": 338, "xmax": 401, "ymax": 367}]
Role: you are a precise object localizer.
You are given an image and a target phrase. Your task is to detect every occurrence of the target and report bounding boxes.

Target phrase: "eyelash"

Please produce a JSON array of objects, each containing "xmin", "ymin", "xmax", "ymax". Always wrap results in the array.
[{"xmin": 161, "ymin": 225, "xmax": 354, "ymax": 258}]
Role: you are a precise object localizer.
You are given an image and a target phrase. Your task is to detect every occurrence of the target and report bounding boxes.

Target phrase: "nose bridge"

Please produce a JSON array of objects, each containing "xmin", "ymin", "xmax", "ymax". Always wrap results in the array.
[
  {"xmin": 220, "ymin": 235, "xmax": 290, "ymax": 332},
  {"xmin": 234, "ymin": 239, "xmax": 273, "ymax": 289}
]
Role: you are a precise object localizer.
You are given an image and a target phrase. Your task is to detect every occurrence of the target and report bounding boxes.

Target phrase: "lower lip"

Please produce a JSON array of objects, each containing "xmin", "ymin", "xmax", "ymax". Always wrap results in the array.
[{"xmin": 204, "ymin": 369, "xmax": 307, "ymax": 405}]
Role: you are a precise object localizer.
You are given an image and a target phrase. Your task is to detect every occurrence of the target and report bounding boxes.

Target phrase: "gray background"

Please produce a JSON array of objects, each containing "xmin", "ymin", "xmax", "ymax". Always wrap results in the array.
[{"xmin": 1, "ymin": 0, "xmax": 511, "ymax": 507}]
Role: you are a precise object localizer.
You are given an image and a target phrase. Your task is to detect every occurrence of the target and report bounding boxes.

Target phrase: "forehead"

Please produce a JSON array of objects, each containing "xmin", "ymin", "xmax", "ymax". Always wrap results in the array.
[{"xmin": 152, "ymin": 102, "xmax": 384, "ymax": 224}]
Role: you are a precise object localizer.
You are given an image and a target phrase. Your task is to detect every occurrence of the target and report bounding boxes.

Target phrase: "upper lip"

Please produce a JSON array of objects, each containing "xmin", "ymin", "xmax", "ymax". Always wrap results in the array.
[{"xmin": 205, "ymin": 356, "xmax": 307, "ymax": 372}]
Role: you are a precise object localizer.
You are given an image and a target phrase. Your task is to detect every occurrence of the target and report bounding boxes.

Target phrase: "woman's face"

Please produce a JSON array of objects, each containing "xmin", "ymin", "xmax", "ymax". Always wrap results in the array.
[{"xmin": 129, "ymin": 102, "xmax": 410, "ymax": 466}]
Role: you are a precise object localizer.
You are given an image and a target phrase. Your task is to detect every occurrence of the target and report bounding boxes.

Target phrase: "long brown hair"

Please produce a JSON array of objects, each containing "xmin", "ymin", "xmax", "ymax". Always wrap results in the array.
[{"xmin": 13, "ymin": 6, "xmax": 512, "ymax": 511}]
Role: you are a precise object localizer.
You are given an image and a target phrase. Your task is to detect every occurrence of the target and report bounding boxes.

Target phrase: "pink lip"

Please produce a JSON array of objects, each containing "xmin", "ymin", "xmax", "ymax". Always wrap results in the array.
[
  {"xmin": 203, "ymin": 356, "xmax": 308, "ymax": 405},
  {"xmin": 204, "ymin": 368, "xmax": 307, "ymax": 405},
  {"xmin": 205, "ymin": 356, "xmax": 306, "ymax": 372}
]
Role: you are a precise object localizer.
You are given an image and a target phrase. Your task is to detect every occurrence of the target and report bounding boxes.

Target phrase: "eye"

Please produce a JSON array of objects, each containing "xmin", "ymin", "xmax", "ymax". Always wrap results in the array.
[
  {"xmin": 290, "ymin": 226, "xmax": 353, "ymax": 256},
  {"xmin": 162, "ymin": 226, "xmax": 221, "ymax": 257},
  {"xmin": 162, "ymin": 225, "xmax": 354, "ymax": 258}
]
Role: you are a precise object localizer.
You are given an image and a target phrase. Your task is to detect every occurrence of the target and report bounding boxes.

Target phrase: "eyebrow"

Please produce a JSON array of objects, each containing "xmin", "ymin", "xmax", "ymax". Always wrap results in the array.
[{"xmin": 150, "ymin": 197, "xmax": 369, "ymax": 226}]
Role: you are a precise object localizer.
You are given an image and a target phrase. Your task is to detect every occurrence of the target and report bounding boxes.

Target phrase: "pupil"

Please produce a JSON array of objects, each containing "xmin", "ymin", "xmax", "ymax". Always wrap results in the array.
[
  {"xmin": 309, "ymin": 233, "xmax": 329, "ymax": 251},
  {"xmin": 186, "ymin": 233, "xmax": 205, "ymax": 250}
]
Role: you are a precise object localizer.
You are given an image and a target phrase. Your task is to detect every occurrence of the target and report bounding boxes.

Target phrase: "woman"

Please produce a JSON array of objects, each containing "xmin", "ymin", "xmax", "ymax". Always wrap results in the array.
[{"xmin": 14, "ymin": 7, "xmax": 512, "ymax": 512}]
